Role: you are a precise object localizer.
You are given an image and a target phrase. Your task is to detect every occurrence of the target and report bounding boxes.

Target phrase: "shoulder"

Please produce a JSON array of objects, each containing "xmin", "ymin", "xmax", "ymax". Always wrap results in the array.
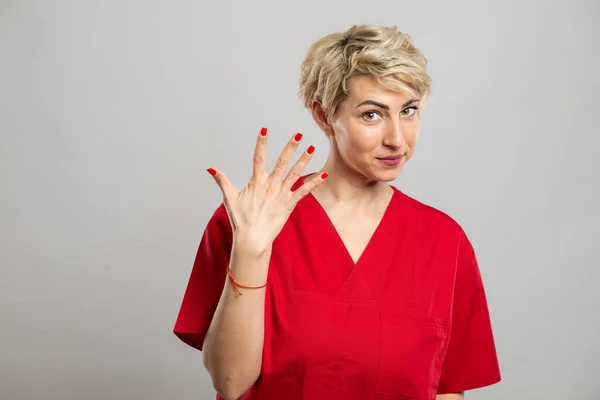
[
  {"xmin": 394, "ymin": 189, "xmax": 479, "ymax": 274},
  {"xmin": 394, "ymin": 188, "xmax": 466, "ymax": 240}
]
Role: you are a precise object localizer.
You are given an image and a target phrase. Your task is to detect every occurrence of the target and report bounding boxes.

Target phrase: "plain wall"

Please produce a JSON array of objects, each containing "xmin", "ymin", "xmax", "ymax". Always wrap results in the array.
[{"xmin": 1, "ymin": 0, "xmax": 599, "ymax": 399}]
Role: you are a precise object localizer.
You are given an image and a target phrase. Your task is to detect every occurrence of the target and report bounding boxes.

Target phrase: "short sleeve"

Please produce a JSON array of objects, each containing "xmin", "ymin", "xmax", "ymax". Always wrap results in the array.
[
  {"xmin": 173, "ymin": 204, "xmax": 232, "ymax": 351},
  {"xmin": 437, "ymin": 231, "xmax": 501, "ymax": 394}
]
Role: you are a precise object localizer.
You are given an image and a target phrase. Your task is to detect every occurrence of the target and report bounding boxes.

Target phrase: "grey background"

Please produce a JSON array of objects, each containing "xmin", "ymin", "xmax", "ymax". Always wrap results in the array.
[{"xmin": 1, "ymin": 0, "xmax": 599, "ymax": 399}]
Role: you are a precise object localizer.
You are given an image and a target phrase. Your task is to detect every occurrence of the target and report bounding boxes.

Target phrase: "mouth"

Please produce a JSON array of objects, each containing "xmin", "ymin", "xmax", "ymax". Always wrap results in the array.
[
  {"xmin": 376, "ymin": 154, "xmax": 403, "ymax": 161},
  {"xmin": 377, "ymin": 154, "xmax": 404, "ymax": 166}
]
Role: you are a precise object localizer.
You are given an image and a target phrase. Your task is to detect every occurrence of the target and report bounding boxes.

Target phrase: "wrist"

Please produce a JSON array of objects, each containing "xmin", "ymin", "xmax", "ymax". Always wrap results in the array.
[
  {"xmin": 231, "ymin": 235, "xmax": 273, "ymax": 258},
  {"xmin": 228, "ymin": 241, "xmax": 271, "ymax": 295}
]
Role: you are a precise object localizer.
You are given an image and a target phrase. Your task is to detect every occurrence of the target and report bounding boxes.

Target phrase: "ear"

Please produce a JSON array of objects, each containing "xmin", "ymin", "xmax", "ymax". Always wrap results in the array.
[{"xmin": 310, "ymin": 101, "xmax": 333, "ymax": 136}]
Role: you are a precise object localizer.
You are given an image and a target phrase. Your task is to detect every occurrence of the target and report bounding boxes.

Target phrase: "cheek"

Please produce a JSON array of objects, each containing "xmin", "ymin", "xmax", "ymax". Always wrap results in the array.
[
  {"xmin": 335, "ymin": 120, "xmax": 380, "ymax": 154},
  {"xmin": 402, "ymin": 124, "xmax": 420, "ymax": 161},
  {"xmin": 347, "ymin": 130, "xmax": 381, "ymax": 159},
  {"xmin": 406, "ymin": 122, "xmax": 421, "ymax": 147},
  {"xmin": 408, "ymin": 130, "xmax": 420, "ymax": 146}
]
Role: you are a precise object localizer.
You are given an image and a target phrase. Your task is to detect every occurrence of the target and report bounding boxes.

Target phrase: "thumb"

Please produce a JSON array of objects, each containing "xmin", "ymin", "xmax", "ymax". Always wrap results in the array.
[{"xmin": 207, "ymin": 167, "xmax": 235, "ymax": 201}]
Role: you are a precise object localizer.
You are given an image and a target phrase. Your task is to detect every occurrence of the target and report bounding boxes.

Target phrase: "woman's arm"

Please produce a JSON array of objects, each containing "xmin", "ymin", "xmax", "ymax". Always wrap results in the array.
[
  {"xmin": 202, "ymin": 244, "xmax": 271, "ymax": 400},
  {"xmin": 437, "ymin": 393, "xmax": 464, "ymax": 400},
  {"xmin": 200, "ymin": 130, "xmax": 325, "ymax": 400}
]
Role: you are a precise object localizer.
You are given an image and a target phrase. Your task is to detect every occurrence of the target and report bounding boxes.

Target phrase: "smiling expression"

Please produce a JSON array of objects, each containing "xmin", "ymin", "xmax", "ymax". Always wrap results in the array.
[{"xmin": 326, "ymin": 75, "xmax": 422, "ymax": 182}]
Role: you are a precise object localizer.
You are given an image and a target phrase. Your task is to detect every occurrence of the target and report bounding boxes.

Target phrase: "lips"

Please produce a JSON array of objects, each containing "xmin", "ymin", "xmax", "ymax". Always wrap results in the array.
[{"xmin": 377, "ymin": 155, "xmax": 403, "ymax": 160}]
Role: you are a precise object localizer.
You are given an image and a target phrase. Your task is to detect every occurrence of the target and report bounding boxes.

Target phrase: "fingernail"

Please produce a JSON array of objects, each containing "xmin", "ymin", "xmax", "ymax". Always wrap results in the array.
[
  {"xmin": 294, "ymin": 133, "xmax": 303, "ymax": 142},
  {"xmin": 260, "ymin": 127, "xmax": 267, "ymax": 136},
  {"xmin": 307, "ymin": 145, "xmax": 315, "ymax": 155},
  {"xmin": 207, "ymin": 168, "xmax": 217, "ymax": 176},
  {"xmin": 321, "ymin": 172, "xmax": 328, "ymax": 179}
]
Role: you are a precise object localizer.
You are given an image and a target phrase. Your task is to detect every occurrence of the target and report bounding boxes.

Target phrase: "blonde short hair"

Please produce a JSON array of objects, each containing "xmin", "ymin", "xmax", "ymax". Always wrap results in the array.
[{"xmin": 299, "ymin": 25, "xmax": 431, "ymax": 120}]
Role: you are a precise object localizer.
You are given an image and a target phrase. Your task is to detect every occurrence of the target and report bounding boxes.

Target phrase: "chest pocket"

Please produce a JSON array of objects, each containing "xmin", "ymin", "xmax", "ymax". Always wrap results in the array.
[{"xmin": 375, "ymin": 312, "xmax": 449, "ymax": 399}]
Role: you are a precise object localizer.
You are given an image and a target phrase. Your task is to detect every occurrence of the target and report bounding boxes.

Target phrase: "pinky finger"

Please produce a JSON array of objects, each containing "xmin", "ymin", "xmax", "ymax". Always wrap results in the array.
[{"xmin": 290, "ymin": 171, "xmax": 328, "ymax": 204}]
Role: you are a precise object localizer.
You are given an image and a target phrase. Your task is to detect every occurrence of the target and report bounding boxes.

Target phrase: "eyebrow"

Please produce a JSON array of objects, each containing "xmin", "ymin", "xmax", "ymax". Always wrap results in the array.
[{"xmin": 356, "ymin": 98, "xmax": 419, "ymax": 110}]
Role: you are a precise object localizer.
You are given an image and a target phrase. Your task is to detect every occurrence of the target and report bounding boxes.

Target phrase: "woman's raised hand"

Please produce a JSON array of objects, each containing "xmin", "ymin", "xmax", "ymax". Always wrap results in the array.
[{"xmin": 207, "ymin": 127, "xmax": 327, "ymax": 254}]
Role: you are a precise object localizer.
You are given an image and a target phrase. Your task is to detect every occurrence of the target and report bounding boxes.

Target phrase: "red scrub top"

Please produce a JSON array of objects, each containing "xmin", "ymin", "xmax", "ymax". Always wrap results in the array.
[{"xmin": 174, "ymin": 175, "xmax": 501, "ymax": 400}]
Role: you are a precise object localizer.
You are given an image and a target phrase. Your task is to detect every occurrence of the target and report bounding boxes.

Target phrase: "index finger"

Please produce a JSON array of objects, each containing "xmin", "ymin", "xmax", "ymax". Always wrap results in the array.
[{"xmin": 252, "ymin": 127, "xmax": 268, "ymax": 180}]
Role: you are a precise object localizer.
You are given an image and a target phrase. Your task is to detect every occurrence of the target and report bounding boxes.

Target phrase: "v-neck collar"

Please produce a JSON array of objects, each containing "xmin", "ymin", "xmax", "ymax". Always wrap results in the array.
[{"xmin": 303, "ymin": 176, "xmax": 399, "ymax": 269}]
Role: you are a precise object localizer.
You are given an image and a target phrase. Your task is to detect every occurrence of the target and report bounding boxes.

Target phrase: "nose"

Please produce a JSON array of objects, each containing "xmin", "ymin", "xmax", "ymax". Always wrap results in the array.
[{"xmin": 383, "ymin": 119, "xmax": 405, "ymax": 148}]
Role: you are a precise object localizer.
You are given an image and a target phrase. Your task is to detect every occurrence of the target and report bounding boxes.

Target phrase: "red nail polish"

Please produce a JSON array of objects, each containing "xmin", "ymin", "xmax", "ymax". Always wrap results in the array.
[
  {"xmin": 260, "ymin": 127, "xmax": 267, "ymax": 136},
  {"xmin": 294, "ymin": 133, "xmax": 303, "ymax": 142},
  {"xmin": 307, "ymin": 145, "xmax": 315, "ymax": 155},
  {"xmin": 321, "ymin": 172, "xmax": 328, "ymax": 179},
  {"xmin": 207, "ymin": 168, "xmax": 217, "ymax": 176}
]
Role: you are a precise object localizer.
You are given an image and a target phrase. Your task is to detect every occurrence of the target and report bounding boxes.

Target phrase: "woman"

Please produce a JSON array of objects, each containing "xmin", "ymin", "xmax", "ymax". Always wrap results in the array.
[{"xmin": 174, "ymin": 25, "xmax": 501, "ymax": 400}]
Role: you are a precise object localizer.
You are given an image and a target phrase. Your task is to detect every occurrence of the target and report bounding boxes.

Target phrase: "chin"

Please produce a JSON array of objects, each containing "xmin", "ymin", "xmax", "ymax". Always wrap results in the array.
[
  {"xmin": 380, "ymin": 173, "xmax": 401, "ymax": 182},
  {"xmin": 372, "ymin": 168, "xmax": 403, "ymax": 182}
]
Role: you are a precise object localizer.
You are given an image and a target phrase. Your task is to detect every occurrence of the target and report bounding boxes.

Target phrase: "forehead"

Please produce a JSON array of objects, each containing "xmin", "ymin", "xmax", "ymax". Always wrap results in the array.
[{"xmin": 346, "ymin": 75, "xmax": 414, "ymax": 106}]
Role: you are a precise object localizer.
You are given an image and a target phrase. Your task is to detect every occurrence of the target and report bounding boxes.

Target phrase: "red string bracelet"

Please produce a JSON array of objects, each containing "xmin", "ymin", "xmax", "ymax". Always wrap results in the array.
[{"xmin": 226, "ymin": 267, "xmax": 267, "ymax": 295}]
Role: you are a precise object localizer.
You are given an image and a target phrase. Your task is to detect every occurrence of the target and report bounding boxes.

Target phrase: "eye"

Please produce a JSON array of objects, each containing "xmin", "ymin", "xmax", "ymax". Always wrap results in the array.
[
  {"xmin": 401, "ymin": 106, "xmax": 418, "ymax": 117},
  {"xmin": 363, "ymin": 111, "xmax": 382, "ymax": 122}
]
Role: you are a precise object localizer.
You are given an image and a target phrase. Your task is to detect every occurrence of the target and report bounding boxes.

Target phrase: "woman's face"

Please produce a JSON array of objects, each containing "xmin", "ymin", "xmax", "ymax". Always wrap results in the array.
[{"xmin": 328, "ymin": 75, "xmax": 421, "ymax": 182}]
